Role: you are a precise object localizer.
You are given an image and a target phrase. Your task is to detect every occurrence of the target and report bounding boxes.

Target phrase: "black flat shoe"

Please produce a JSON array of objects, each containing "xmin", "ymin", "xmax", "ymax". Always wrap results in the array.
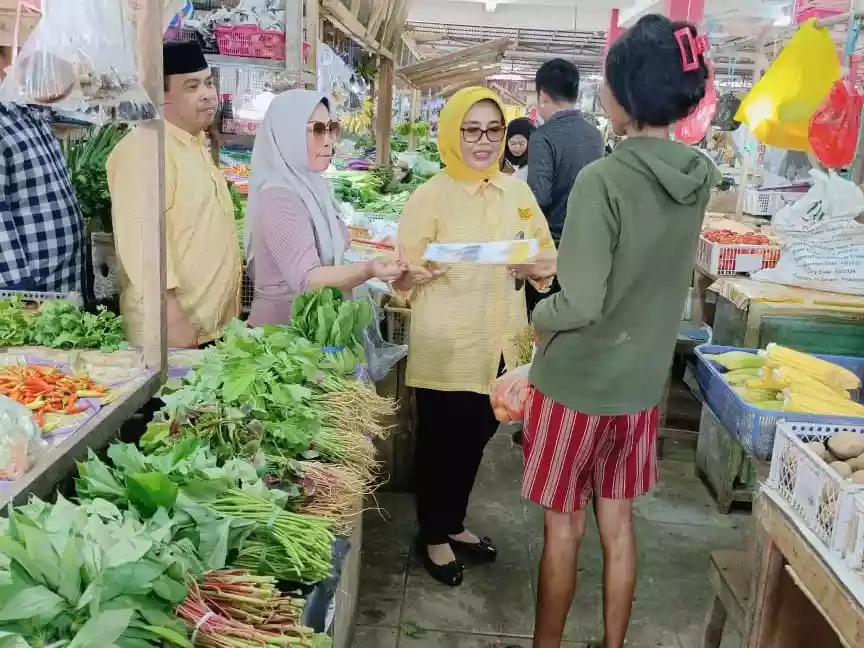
[
  {"xmin": 422, "ymin": 554, "xmax": 464, "ymax": 587},
  {"xmin": 415, "ymin": 537, "xmax": 464, "ymax": 587},
  {"xmin": 449, "ymin": 536, "xmax": 498, "ymax": 563},
  {"xmin": 512, "ymin": 426, "xmax": 524, "ymax": 446}
]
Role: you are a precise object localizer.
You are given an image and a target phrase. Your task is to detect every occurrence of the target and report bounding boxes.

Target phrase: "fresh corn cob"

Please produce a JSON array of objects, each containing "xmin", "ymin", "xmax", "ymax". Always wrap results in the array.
[
  {"xmin": 765, "ymin": 344, "xmax": 861, "ymax": 391},
  {"xmin": 783, "ymin": 391, "xmax": 864, "ymax": 417},
  {"xmin": 707, "ymin": 351, "xmax": 765, "ymax": 371},
  {"xmin": 772, "ymin": 365, "xmax": 852, "ymax": 400},
  {"xmin": 723, "ymin": 368, "xmax": 762, "ymax": 385},
  {"xmin": 745, "ymin": 377, "xmax": 786, "ymax": 392},
  {"xmin": 733, "ymin": 386, "xmax": 781, "ymax": 403}
]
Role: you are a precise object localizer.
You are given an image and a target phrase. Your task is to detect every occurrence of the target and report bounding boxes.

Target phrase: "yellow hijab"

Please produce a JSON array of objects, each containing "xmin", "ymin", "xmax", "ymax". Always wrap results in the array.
[{"xmin": 439, "ymin": 87, "xmax": 506, "ymax": 184}]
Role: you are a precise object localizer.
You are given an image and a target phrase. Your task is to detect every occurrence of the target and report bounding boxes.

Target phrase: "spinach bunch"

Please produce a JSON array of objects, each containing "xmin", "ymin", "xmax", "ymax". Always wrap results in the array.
[
  {"xmin": 291, "ymin": 288, "xmax": 373, "ymax": 374},
  {"xmin": 0, "ymin": 495, "xmax": 195, "ymax": 648}
]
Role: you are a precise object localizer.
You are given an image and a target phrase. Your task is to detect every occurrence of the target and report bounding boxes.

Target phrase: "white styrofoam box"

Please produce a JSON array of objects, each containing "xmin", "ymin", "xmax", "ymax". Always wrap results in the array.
[{"xmin": 766, "ymin": 422, "xmax": 864, "ymax": 556}]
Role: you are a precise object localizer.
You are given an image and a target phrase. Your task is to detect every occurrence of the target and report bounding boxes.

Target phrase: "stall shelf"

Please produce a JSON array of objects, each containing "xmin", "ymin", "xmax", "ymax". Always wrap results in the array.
[
  {"xmin": 0, "ymin": 0, "xmax": 168, "ymax": 508},
  {"xmin": 747, "ymin": 492, "xmax": 864, "ymax": 648}
]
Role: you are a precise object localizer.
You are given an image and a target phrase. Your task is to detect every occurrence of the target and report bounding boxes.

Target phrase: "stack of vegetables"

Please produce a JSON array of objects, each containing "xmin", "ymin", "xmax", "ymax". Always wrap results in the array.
[
  {"xmin": 706, "ymin": 344, "xmax": 864, "ymax": 415},
  {"xmin": 0, "ymin": 298, "xmax": 126, "ymax": 352},
  {"xmin": 229, "ymin": 184, "xmax": 247, "ymax": 254},
  {"xmin": 0, "ymin": 286, "xmax": 393, "ymax": 647},
  {"xmin": 0, "ymin": 364, "xmax": 107, "ymax": 428},
  {"xmin": 804, "ymin": 431, "xmax": 864, "ymax": 485},
  {"xmin": 331, "ymin": 164, "xmax": 434, "ymax": 219}
]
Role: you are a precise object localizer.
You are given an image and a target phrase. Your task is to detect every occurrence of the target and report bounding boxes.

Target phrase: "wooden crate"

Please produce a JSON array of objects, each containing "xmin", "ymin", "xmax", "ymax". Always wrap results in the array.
[
  {"xmin": 373, "ymin": 358, "xmax": 416, "ymax": 492},
  {"xmin": 695, "ymin": 404, "xmax": 765, "ymax": 513}
]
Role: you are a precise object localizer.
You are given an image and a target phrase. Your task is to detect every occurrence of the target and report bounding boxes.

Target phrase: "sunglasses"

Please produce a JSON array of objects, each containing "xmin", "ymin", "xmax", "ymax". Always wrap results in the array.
[
  {"xmin": 307, "ymin": 120, "xmax": 342, "ymax": 139},
  {"xmin": 461, "ymin": 125, "xmax": 506, "ymax": 144}
]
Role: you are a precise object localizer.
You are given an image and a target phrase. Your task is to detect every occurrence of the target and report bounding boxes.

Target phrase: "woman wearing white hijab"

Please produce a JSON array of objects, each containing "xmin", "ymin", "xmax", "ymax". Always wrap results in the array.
[{"xmin": 245, "ymin": 91, "xmax": 405, "ymax": 326}]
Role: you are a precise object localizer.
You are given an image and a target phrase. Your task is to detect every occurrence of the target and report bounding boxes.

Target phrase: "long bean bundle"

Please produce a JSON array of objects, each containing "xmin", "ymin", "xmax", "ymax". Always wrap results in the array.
[{"xmin": 209, "ymin": 490, "xmax": 334, "ymax": 584}]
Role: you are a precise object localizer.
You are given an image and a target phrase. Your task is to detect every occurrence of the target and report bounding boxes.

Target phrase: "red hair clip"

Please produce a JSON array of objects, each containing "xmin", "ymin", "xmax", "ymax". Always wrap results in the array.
[{"xmin": 674, "ymin": 27, "xmax": 709, "ymax": 72}]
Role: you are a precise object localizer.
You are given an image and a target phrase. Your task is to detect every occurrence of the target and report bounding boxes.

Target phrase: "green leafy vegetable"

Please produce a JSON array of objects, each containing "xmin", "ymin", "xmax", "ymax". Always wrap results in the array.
[
  {"xmin": 0, "ymin": 298, "xmax": 28, "ymax": 346},
  {"xmin": 25, "ymin": 300, "xmax": 125, "ymax": 352}
]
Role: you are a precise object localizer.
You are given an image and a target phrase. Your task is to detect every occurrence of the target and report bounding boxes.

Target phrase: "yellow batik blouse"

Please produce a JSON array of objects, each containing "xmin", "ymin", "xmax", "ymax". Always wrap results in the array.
[
  {"xmin": 107, "ymin": 122, "xmax": 242, "ymax": 346},
  {"xmin": 398, "ymin": 172, "xmax": 555, "ymax": 394}
]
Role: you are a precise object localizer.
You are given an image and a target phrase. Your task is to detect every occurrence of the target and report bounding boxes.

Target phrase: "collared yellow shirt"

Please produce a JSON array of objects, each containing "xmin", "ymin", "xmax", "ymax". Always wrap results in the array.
[
  {"xmin": 399, "ymin": 172, "xmax": 555, "ymax": 394},
  {"xmin": 107, "ymin": 122, "xmax": 241, "ymax": 346}
]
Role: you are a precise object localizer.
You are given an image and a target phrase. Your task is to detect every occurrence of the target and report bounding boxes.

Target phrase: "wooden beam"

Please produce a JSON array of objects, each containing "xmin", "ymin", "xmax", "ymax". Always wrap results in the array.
[
  {"xmin": 399, "ymin": 37, "xmax": 510, "ymax": 77},
  {"xmin": 134, "ymin": 0, "xmax": 167, "ymax": 375},
  {"xmin": 401, "ymin": 32, "xmax": 423, "ymax": 61},
  {"xmin": 383, "ymin": 0, "xmax": 409, "ymax": 53},
  {"xmin": 375, "ymin": 58, "xmax": 394, "ymax": 166},
  {"xmin": 407, "ymin": 88, "xmax": 420, "ymax": 151},
  {"xmin": 321, "ymin": 0, "xmax": 394, "ymax": 58}
]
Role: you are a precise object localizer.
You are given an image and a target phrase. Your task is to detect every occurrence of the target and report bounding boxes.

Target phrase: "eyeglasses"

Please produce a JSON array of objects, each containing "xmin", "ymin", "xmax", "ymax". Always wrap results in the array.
[
  {"xmin": 461, "ymin": 125, "xmax": 505, "ymax": 143},
  {"xmin": 307, "ymin": 120, "xmax": 342, "ymax": 139}
]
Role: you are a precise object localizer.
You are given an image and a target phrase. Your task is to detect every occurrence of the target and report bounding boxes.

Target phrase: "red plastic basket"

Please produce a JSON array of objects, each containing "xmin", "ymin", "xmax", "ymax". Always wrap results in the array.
[
  {"xmin": 794, "ymin": 0, "xmax": 849, "ymax": 24},
  {"xmin": 214, "ymin": 24, "xmax": 286, "ymax": 60}
]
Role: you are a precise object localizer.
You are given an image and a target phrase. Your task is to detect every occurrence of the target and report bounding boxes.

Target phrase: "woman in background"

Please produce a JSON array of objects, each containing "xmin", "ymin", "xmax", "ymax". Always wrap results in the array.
[
  {"xmin": 501, "ymin": 116, "xmax": 535, "ymax": 181},
  {"xmin": 395, "ymin": 88, "xmax": 555, "ymax": 587},
  {"xmin": 245, "ymin": 91, "xmax": 404, "ymax": 326}
]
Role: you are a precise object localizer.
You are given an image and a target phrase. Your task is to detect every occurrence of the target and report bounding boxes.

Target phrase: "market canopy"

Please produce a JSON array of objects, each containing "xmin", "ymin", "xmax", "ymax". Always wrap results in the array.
[
  {"xmin": 398, "ymin": 36, "xmax": 510, "ymax": 91},
  {"xmin": 320, "ymin": 0, "xmax": 411, "ymax": 60}
]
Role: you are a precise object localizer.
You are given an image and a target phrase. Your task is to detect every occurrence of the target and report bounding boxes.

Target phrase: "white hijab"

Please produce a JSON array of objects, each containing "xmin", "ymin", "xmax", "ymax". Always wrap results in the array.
[{"xmin": 244, "ymin": 90, "xmax": 346, "ymax": 268}]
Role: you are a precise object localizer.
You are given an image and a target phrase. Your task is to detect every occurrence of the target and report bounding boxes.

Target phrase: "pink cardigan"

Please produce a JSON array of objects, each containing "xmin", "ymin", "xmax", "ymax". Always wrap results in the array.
[{"xmin": 247, "ymin": 186, "xmax": 350, "ymax": 327}]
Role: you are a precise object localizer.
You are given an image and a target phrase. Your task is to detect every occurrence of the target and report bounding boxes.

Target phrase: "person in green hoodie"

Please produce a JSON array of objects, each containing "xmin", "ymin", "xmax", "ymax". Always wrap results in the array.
[{"xmin": 521, "ymin": 15, "xmax": 721, "ymax": 648}]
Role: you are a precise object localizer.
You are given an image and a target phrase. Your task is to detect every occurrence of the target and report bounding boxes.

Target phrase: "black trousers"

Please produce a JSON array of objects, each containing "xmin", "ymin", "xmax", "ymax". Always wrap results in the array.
[{"xmin": 414, "ymin": 388, "xmax": 499, "ymax": 545}]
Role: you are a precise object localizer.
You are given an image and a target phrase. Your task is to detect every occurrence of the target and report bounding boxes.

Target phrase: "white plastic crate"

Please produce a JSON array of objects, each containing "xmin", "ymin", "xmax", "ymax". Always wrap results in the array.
[
  {"xmin": 0, "ymin": 289, "xmax": 83, "ymax": 308},
  {"xmin": 847, "ymin": 493, "xmax": 864, "ymax": 573},
  {"xmin": 696, "ymin": 236, "xmax": 781, "ymax": 276},
  {"xmin": 742, "ymin": 189, "xmax": 801, "ymax": 216},
  {"xmin": 767, "ymin": 422, "xmax": 864, "ymax": 555}
]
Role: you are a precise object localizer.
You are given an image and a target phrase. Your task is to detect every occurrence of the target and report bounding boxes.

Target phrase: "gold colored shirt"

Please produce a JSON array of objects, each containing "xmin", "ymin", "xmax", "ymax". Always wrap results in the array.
[
  {"xmin": 107, "ymin": 122, "xmax": 241, "ymax": 346},
  {"xmin": 399, "ymin": 172, "xmax": 555, "ymax": 394}
]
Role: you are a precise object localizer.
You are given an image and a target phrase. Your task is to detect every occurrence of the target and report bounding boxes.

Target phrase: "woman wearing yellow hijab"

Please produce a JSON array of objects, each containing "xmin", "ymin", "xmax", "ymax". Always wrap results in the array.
[{"xmin": 394, "ymin": 88, "xmax": 556, "ymax": 586}]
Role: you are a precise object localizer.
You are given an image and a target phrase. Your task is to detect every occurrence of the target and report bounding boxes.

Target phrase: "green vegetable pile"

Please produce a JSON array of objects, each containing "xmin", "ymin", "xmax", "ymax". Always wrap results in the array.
[
  {"xmin": 0, "ymin": 284, "xmax": 398, "ymax": 647},
  {"xmin": 0, "ymin": 298, "xmax": 126, "ymax": 352},
  {"xmin": 291, "ymin": 287, "xmax": 373, "ymax": 375},
  {"xmin": 61, "ymin": 124, "xmax": 128, "ymax": 233},
  {"xmin": 229, "ymin": 184, "xmax": 247, "ymax": 254}
]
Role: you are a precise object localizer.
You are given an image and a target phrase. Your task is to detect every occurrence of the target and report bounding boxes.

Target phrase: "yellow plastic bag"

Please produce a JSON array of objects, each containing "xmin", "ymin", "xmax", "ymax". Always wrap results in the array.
[{"xmin": 735, "ymin": 19, "xmax": 841, "ymax": 151}]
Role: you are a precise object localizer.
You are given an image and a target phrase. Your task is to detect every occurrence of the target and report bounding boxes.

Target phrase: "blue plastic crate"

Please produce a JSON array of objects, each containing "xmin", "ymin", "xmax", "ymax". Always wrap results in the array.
[{"xmin": 694, "ymin": 344, "xmax": 864, "ymax": 460}]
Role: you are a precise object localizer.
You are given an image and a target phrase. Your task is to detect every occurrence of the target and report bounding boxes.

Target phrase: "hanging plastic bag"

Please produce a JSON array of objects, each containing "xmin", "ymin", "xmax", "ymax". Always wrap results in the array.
[
  {"xmin": 0, "ymin": 396, "xmax": 45, "ymax": 481},
  {"xmin": 809, "ymin": 78, "xmax": 864, "ymax": 168},
  {"xmin": 713, "ymin": 93, "xmax": 742, "ymax": 131},
  {"xmin": 490, "ymin": 364, "xmax": 532, "ymax": 423},
  {"xmin": 675, "ymin": 77, "xmax": 718, "ymax": 144},
  {"xmin": 735, "ymin": 19, "xmax": 842, "ymax": 151},
  {"xmin": 0, "ymin": 0, "xmax": 157, "ymax": 123}
]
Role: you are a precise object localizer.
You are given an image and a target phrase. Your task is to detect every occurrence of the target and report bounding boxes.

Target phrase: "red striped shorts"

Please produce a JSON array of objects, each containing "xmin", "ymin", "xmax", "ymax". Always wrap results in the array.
[{"xmin": 521, "ymin": 388, "xmax": 659, "ymax": 512}]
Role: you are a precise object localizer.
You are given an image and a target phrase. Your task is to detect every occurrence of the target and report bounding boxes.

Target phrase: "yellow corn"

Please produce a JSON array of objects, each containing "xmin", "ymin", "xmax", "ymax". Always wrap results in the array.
[
  {"xmin": 746, "ymin": 377, "xmax": 786, "ymax": 392},
  {"xmin": 734, "ymin": 387, "xmax": 781, "ymax": 404},
  {"xmin": 765, "ymin": 344, "xmax": 861, "ymax": 391},
  {"xmin": 723, "ymin": 368, "xmax": 762, "ymax": 385},
  {"xmin": 772, "ymin": 365, "xmax": 852, "ymax": 400},
  {"xmin": 707, "ymin": 351, "xmax": 765, "ymax": 371},
  {"xmin": 783, "ymin": 391, "xmax": 864, "ymax": 417}
]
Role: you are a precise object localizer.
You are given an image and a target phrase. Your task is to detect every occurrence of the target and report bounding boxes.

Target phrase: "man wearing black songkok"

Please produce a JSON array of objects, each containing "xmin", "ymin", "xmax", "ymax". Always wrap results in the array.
[{"xmin": 107, "ymin": 42, "xmax": 241, "ymax": 349}]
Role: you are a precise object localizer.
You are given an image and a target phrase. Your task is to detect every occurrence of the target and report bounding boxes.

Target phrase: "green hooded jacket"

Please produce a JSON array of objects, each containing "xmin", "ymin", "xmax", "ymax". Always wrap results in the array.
[{"xmin": 531, "ymin": 137, "xmax": 722, "ymax": 415}]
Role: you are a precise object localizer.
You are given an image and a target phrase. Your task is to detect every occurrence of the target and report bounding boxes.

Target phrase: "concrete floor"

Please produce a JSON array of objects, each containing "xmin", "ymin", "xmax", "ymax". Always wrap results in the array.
[{"xmin": 352, "ymin": 433, "xmax": 750, "ymax": 648}]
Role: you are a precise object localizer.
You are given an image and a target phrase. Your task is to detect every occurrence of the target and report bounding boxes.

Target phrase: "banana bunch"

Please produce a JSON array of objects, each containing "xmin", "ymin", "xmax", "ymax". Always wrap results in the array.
[
  {"xmin": 344, "ymin": 98, "xmax": 374, "ymax": 135},
  {"xmin": 708, "ymin": 345, "xmax": 864, "ymax": 416}
]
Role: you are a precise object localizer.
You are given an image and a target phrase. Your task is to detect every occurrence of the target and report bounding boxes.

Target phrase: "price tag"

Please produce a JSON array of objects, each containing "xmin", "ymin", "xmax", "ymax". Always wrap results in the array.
[
  {"xmin": 792, "ymin": 459, "xmax": 823, "ymax": 524},
  {"xmin": 734, "ymin": 252, "xmax": 763, "ymax": 274}
]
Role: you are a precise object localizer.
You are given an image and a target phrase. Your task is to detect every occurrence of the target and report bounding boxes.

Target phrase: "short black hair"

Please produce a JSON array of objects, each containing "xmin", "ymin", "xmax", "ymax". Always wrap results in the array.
[
  {"xmin": 535, "ymin": 58, "xmax": 580, "ymax": 104},
  {"xmin": 605, "ymin": 14, "xmax": 709, "ymax": 128}
]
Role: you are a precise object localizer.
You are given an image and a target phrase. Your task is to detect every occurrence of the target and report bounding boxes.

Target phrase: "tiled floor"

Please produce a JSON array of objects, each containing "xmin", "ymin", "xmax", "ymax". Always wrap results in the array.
[{"xmin": 352, "ymin": 433, "xmax": 749, "ymax": 648}]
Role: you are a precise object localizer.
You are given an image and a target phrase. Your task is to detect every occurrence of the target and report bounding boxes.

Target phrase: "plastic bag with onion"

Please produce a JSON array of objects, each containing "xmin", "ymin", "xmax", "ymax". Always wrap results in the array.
[
  {"xmin": 0, "ymin": 0, "xmax": 157, "ymax": 123},
  {"xmin": 0, "ymin": 396, "xmax": 45, "ymax": 481},
  {"xmin": 490, "ymin": 364, "xmax": 532, "ymax": 423}
]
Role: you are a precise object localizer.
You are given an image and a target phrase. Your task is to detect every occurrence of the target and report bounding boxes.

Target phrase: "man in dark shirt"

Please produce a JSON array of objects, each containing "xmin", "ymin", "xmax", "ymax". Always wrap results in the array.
[{"xmin": 526, "ymin": 59, "xmax": 604, "ymax": 313}]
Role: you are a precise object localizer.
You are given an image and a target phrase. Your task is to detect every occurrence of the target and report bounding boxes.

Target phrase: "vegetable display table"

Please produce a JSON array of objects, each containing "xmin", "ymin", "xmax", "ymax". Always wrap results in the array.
[{"xmin": 746, "ymin": 492, "xmax": 864, "ymax": 648}]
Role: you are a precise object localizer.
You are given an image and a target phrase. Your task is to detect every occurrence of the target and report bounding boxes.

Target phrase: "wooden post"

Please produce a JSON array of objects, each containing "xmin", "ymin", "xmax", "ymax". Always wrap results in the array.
[
  {"xmin": 134, "ymin": 0, "xmax": 167, "ymax": 375},
  {"xmin": 304, "ymin": 0, "xmax": 320, "ymax": 88},
  {"xmin": 407, "ymin": 88, "xmax": 420, "ymax": 151},
  {"xmin": 376, "ymin": 57, "xmax": 394, "ymax": 166}
]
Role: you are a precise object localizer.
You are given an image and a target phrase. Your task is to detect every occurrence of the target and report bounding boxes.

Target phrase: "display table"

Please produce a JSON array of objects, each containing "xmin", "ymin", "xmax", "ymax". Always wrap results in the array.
[
  {"xmin": 746, "ymin": 493, "xmax": 864, "ymax": 648},
  {"xmin": 708, "ymin": 278, "xmax": 864, "ymax": 356}
]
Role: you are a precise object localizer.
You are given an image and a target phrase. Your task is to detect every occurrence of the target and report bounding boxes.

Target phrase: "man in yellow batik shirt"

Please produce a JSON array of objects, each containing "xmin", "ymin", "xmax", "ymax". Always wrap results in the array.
[{"xmin": 108, "ymin": 42, "xmax": 241, "ymax": 348}]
